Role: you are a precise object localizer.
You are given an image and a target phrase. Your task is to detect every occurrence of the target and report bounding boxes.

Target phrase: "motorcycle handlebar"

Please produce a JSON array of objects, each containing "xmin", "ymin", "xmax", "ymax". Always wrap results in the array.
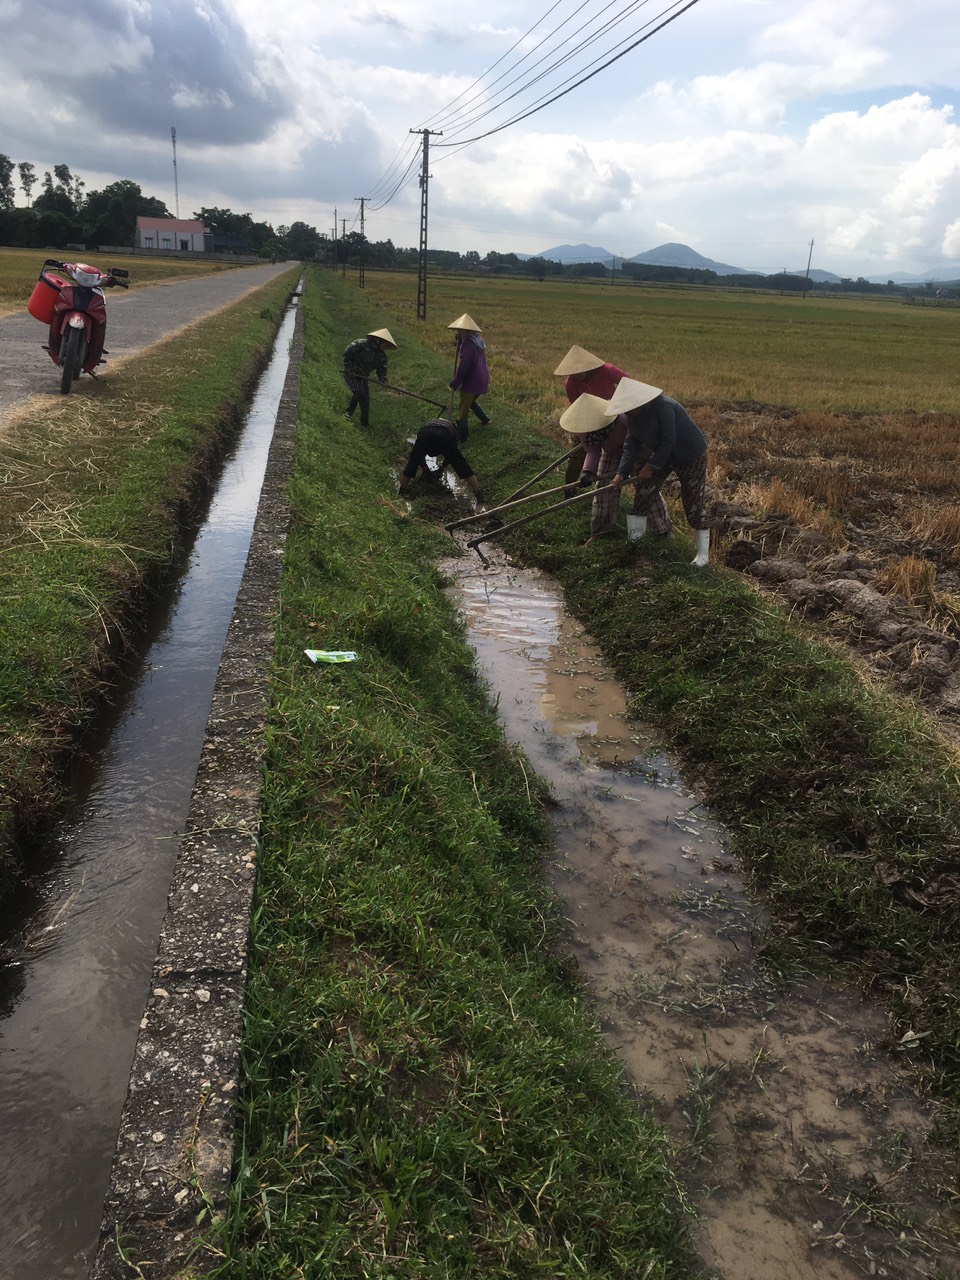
[{"xmin": 41, "ymin": 257, "xmax": 130, "ymax": 287}]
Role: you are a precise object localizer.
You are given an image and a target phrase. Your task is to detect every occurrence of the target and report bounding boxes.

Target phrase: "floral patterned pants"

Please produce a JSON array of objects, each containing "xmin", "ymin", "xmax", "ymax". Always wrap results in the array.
[{"xmin": 628, "ymin": 451, "xmax": 708, "ymax": 532}]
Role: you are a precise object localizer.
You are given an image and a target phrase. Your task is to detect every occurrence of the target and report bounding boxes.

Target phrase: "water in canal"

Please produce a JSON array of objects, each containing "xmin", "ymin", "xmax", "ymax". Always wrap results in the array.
[
  {"xmin": 0, "ymin": 300, "xmax": 298, "ymax": 1279},
  {"xmin": 444, "ymin": 546, "xmax": 959, "ymax": 1280}
]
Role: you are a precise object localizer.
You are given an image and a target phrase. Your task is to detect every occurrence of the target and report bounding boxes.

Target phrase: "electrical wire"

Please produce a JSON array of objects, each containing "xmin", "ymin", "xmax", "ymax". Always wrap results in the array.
[
  {"xmin": 427, "ymin": 0, "xmax": 650, "ymax": 139},
  {"xmin": 362, "ymin": 0, "xmax": 701, "ymax": 212},
  {"xmin": 435, "ymin": 0, "xmax": 701, "ymax": 150}
]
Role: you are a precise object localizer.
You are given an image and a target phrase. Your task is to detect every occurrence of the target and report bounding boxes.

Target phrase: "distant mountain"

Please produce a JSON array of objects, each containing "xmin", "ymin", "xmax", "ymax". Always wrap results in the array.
[
  {"xmin": 625, "ymin": 242, "xmax": 751, "ymax": 275},
  {"xmin": 867, "ymin": 268, "xmax": 960, "ymax": 284},
  {"xmin": 534, "ymin": 242, "xmax": 616, "ymax": 264},
  {"xmin": 527, "ymin": 239, "xmax": 941, "ymax": 283}
]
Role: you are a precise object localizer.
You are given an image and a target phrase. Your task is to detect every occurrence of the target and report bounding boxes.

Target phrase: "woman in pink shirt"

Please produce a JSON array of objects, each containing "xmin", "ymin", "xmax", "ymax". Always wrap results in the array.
[{"xmin": 555, "ymin": 346, "xmax": 671, "ymax": 540}]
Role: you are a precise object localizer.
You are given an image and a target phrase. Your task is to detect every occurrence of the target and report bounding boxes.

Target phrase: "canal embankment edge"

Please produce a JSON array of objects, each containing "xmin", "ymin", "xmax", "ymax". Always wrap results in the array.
[{"xmin": 90, "ymin": 294, "xmax": 305, "ymax": 1279}]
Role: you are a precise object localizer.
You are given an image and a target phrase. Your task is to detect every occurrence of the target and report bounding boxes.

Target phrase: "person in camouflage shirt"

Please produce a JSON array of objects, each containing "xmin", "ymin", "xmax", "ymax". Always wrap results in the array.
[{"xmin": 342, "ymin": 328, "xmax": 397, "ymax": 426}]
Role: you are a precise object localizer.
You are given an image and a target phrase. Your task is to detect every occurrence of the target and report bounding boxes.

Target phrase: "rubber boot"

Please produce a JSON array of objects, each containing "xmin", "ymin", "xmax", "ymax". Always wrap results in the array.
[
  {"xmin": 457, "ymin": 417, "xmax": 469, "ymax": 442},
  {"xmin": 692, "ymin": 528, "xmax": 710, "ymax": 567},
  {"xmin": 626, "ymin": 514, "xmax": 647, "ymax": 541}
]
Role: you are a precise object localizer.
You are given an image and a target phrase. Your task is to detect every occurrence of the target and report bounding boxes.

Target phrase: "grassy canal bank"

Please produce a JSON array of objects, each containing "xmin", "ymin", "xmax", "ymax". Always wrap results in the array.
[
  {"xmin": 4, "ymin": 255, "xmax": 960, "ymax": 1273},
  {"xmin": 213, "ymin": 274, "xmax": 698, "ymax": 1277},
  {"xmin": 0, "ymin": 267, "xmax": 299, "ymax": 886},
  {"xmin": 204, "ymin": 269, "xmax": 960, "ymax": 1274}
]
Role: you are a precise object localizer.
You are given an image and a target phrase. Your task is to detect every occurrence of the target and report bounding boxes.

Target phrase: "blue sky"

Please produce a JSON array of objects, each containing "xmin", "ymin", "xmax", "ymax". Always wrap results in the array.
[{"xmin": 1, "ymin": 0, "xmax": 958, "ymax": 277}]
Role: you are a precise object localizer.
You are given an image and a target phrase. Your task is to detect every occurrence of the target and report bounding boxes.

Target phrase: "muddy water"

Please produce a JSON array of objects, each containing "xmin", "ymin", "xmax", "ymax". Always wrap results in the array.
[
  {"xmin": 0, "ymin": 300, "xmax": 299, "ymax": 1279},
  {"xmin": 445, "ymin": 550, "xmax": 960, "ymax": 1280}
]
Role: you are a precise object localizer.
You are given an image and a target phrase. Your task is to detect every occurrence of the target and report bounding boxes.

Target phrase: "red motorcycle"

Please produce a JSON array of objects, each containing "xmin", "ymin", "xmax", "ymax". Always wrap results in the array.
[{"xmin": 27, "ymin": 258, "xmax": 130, "ymax": 395}]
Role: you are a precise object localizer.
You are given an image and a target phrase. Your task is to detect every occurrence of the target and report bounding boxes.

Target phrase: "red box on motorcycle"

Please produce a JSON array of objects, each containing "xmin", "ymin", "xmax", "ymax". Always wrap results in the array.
[{"xmin": 28, "ymin": 270, "xmax": 68, "ymax": 325}]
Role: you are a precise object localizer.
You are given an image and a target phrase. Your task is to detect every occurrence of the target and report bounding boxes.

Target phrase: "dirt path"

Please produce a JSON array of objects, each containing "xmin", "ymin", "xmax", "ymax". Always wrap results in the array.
[{"xmin": 0, "ymin": 261, "xmax": 297, "ymax": 430}]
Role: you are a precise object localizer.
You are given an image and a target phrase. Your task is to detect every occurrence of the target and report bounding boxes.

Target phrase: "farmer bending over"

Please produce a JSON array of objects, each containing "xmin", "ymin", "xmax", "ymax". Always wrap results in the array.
[
  {"xmin": 607, "ymin": 379, "xmax": 711, "ymax": 567},
  {"xmin": 553, "ymin": 344, "xmax": 670, "ymax": 535},
  {"xmin": 559, "ymin": 393, "xmax": 631, "ymax": 544},
  {"xmin": 342, "ymin": 328, "xmax": 397, "ymax": 427},
  {"xmin": 399, "ymin": 418, "xmax": 486, "ymax": 509}
]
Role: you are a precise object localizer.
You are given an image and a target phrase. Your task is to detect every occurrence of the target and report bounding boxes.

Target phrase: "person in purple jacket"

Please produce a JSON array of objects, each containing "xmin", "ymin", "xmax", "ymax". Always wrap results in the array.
[{"xmin": 448, "ymin": 313, "xmax": 491, "ymax": 438}]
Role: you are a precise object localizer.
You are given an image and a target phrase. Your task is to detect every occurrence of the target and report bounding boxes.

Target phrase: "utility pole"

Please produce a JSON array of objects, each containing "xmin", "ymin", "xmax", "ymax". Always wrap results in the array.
[
  {"xmin": 410, "ymin": 128, "xmax": 442, "ymax": 320},
  {"xmin": 356, "ymin": 196, "xmax": 366, "ymax": 288},
  {"xmin": 341, "ymin": 217, "xmax": 347, "ymax": 277},
  {"xmin": 170, "ymin": 127, "xmax": 179, "ymax": 218},
  {"xmin": 610, "ymin": 255, "xmax": 616, "ymax": 285},
  {"xmin": 802, "ymin": 237, "xmax": 814, "ymax": 298}
]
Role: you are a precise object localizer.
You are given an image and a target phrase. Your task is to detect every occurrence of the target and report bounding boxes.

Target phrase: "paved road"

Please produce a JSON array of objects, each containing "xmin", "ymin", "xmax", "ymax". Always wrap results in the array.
[{"xmin": 0, "ymin": 261, "xmax": 299, "ymax": 422}]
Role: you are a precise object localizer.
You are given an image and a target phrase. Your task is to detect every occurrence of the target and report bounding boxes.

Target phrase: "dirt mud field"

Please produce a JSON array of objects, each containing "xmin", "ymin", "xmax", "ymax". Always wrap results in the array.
[{"xmin": 699, "ymin": 401, "xmax": 960, "ymax": 747}]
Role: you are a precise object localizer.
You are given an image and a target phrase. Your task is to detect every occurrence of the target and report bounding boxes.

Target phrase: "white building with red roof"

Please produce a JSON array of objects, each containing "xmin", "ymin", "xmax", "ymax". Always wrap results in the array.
[{"xmin": 135, "ymin": 216, "xmax": 209, "ymax": 253}]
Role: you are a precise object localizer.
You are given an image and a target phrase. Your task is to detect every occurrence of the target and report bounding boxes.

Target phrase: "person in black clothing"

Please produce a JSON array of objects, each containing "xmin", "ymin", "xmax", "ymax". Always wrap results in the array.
[
  {"xmin": 399, "ymin": 418, "xmax": 486, "ymax": 508},
  {"xmin": 607, "ymin": 378, "xmax": 711, "ymax": 566},
  {"xmin": 342, "ymin": 327, "xmax": 397, "ymax": 426}
]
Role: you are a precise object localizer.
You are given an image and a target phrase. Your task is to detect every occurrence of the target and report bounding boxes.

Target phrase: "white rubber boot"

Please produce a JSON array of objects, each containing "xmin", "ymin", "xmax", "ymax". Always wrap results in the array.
[
  {"xmin": 692, "ymin": 528, "xmax": 710, "ymax": 567},
  {"xmin": 626, "ymin": 515, "xmax": 647, "ymax": 541}
]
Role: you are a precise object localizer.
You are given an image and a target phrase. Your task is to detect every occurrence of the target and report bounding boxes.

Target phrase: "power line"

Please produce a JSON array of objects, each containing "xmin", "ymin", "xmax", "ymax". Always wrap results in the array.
[
  {"xmin": 435, "ymin": 0, "xmax": 702, "ymax": 151},
  {"xmin": 361, "ymin": 0, "xmax": 702, "ymax": 212},
  {"xmin": 428, "ymin": 0, "xmax": 652, "ymax": 140}
]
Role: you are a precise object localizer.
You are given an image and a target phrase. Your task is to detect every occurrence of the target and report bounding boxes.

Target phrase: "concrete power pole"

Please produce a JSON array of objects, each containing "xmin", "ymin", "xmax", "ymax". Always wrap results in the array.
[
  {"xmin": 410, "ymin": 128, "xmax": 442, "ymax": 321},
  {"xmin": 171, "ymin": 127, "xmax": 179, "ymax": 218},
  {"xmin": 802, "ymin": 238, "xmax": 815, "ymax": 298},
  {"xmin": 356, "ymin": 196, "xmax": 366, "ymax": 288}
]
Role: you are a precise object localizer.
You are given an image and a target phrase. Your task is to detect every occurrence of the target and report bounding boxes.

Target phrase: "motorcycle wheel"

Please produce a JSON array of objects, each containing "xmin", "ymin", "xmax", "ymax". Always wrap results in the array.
[{"xmin": 59, "ymin": 327, "xmax": 84, "ymax": 395}]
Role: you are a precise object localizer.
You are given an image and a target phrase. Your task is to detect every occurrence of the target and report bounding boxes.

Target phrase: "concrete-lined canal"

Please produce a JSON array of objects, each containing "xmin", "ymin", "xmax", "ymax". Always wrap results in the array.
[{"xmin": 0, "ymin": 298, "xmax": 299, "ymax": 1279}]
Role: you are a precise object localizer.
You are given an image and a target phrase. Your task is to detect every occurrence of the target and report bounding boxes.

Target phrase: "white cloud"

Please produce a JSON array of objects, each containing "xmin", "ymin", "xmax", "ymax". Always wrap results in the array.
[{"xmin": 1, "ymin": 0, "xmax": 958, "ymax": 275}]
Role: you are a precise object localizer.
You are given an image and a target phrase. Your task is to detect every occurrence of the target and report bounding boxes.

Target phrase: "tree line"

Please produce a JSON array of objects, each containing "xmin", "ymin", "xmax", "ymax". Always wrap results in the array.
[
  {"xmin": 0, "ymin": 156, "xmax": 324, "ymax": 260},
  {"xmin": 1, "ymin": 157, "xmax": 953, "ymax": 293}
]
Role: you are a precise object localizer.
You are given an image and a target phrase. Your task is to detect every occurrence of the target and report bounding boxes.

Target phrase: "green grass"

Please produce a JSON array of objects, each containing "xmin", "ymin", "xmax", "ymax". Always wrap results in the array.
[
  {"xmin": 359, "ymin": 269, "xmax": 960, "ymax": 413},
  {"xmin": 208, "ymin": 271, "xmax": 699, "ymax": 1278},
  {"xmin": 5, "ymin": 256, "xmax": 960, "ymax": 1271},
  {"xmin": 0, "ymin": 267, "xmax": 299, "ymax": 876}
]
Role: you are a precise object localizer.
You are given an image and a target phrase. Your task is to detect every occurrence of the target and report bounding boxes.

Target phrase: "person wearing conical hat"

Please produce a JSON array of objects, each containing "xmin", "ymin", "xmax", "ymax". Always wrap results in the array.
[
  {"xmin": 607, "ymin": 379, "xmax": 711, "ymax": 567},
  {"xmin": 554, "ymin": 344, "xmax": 672, "ymax": 535},
  {"xmin": 553, "ymin": 345, "xmax": 628, "ymax": 403},
  {"xmin": 553, "ymin": 344, "xmax": 631, "ymax": 497},
  {"xmin": 448, "ymin": 313, "xmax": 491, "ymax": 439},
  {"xmin": 341, "ymin": 327, "xmax": 397, "ymax": 427},
  {"xmin": 559, "ymin": 394, "xmax": 631, "ymax": 543}
]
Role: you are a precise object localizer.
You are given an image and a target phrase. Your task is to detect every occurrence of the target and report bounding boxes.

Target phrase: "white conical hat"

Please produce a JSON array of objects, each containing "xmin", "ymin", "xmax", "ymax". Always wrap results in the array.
[
  {"xmin": 559, "ymin": 393, "xmax": 612, "ymax": 435},
  {"xmin": 367, "ymin": 328, "xmax": 397, "ymax": 348},
  {"xmin": 448, "ymin": 312, "xmax": 481, "ymax": 332},
  {"xmin": 605, "ymin": 377, "xmax": 662, "ymax": 415},
  {"xmin": 553, "ymin": 345, "xmax": 605, "ymax": 376}
]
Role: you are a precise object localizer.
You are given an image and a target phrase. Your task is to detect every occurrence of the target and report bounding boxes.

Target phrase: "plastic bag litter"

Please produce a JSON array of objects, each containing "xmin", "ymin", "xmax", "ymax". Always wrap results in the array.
[{"xmin": 305, "ymin": 649, "xmax": 358, "ymax": 664}]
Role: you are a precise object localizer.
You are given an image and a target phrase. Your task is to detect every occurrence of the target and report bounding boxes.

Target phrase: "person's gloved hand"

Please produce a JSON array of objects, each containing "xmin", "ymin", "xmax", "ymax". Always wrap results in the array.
[
  {"xmin": 578, "ymin": 470, "xmax": 594, "ymax": 488},
  {"xmin": 449, "ymin": 380, "xmax": 457, "ymax": 389},
  {"xmin": 474, "ymin": 489, "xmax": 486, "ymax": 507}
]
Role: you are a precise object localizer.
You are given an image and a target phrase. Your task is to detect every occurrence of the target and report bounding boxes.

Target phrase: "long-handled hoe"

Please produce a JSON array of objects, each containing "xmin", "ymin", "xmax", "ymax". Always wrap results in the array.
[
  {"xmin": 444, "ymin": 446, "xmax": 583, "ymax": 533},
  {"xmin": 463, "ymin": 484, "xmax": 618, "ymax": 567},
  {"xmin": 360, "ymin": 374, "xmax": 451, "ymax": 411}
]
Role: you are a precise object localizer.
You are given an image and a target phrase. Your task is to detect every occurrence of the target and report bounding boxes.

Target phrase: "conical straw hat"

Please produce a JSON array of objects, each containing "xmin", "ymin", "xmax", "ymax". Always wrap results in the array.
[
  {"xmin": 367, "ymin": 328, "xmax": 397, "ymax": 348},
  {"xmin": 559, "ymin": 393, "xmax": 612, "ymax": 435},
  {"xmin": 448, "ymin": 312, "xmax": 481, "ymax": 332},
  {"xmin": 605, "ymin": 377, "xmax": 662, "ymax": 415},
  {"xmin": 553, "ymin": 345, "xmax": 605, "ymax": 376}
]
